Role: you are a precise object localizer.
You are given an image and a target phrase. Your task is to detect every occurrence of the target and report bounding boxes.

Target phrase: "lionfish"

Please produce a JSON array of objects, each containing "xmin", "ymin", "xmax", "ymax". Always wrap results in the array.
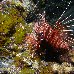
[
  {"xmin": 24, "ymin": 1, "xmax": 74, "ymax": 62},
  {"xmin": 25, "ymin": 15, "xmax": 69, "ymax": 49}
]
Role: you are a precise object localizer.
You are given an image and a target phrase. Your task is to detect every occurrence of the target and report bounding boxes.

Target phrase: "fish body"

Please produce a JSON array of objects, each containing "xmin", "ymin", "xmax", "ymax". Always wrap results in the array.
[{"xmin": 34, "ymin": 18, "xmax": 69, "ymax": 51}]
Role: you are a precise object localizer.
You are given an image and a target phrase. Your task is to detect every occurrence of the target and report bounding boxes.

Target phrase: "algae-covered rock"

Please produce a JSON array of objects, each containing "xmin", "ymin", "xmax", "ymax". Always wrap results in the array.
[
  {"xmin": 0, "ymin": 1, "xmax": 34, "ymax": 74},
  {"xmin": 0, "ymin": 1, "xmax": 33, "ymax": 56}
]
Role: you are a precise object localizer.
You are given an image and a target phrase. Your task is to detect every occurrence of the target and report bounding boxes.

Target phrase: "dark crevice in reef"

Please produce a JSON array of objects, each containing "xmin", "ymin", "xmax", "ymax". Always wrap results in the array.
[
  {"xmin": 0, "ymin": 0, "xmax": 3, "ymax": 2},
  {"xmin": 36, "ymin": 39, "xmax": 72, "ymax": 64},
  {"xmin": 5, "ymin": 25, "xmax": 16, "ymax": 37}
]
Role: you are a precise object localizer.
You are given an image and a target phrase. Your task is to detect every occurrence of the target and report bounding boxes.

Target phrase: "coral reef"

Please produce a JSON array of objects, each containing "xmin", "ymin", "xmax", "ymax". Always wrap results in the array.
[{"xmin": 0, "ymin": 0, "xmax": 74, "ymax": 74}]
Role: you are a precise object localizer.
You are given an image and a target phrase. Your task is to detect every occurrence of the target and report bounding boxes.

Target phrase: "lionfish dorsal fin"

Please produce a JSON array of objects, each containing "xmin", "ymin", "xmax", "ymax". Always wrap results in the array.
[{"xmin": 40, "ymin": 11, "xmax": 46, "ymax": 23}]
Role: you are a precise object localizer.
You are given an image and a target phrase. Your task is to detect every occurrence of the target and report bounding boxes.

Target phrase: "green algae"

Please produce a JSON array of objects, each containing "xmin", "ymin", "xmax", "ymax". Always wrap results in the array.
[{"xmin": 0, "ymin": 1, "xmax": 32, "ymax": 51}]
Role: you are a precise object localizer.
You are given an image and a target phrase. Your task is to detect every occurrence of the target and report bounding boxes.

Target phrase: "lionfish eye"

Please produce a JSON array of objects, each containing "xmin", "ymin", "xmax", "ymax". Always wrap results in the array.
[{"xmin": 38, "ymin": 32, "xmax": 43, "ymax": 36}]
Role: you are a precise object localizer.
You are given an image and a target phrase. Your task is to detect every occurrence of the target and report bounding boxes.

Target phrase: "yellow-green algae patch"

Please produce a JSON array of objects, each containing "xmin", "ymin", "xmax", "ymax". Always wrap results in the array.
[{"xmin": 0, "ymin": 1, "xmax": 32, "ymax": 52}]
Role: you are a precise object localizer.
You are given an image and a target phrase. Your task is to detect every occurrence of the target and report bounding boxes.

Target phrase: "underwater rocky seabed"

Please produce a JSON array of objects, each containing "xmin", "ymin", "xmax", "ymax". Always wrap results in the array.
[{"xmin": 0, "ymin": 0, "xmax": 74, "ymax": 74}]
